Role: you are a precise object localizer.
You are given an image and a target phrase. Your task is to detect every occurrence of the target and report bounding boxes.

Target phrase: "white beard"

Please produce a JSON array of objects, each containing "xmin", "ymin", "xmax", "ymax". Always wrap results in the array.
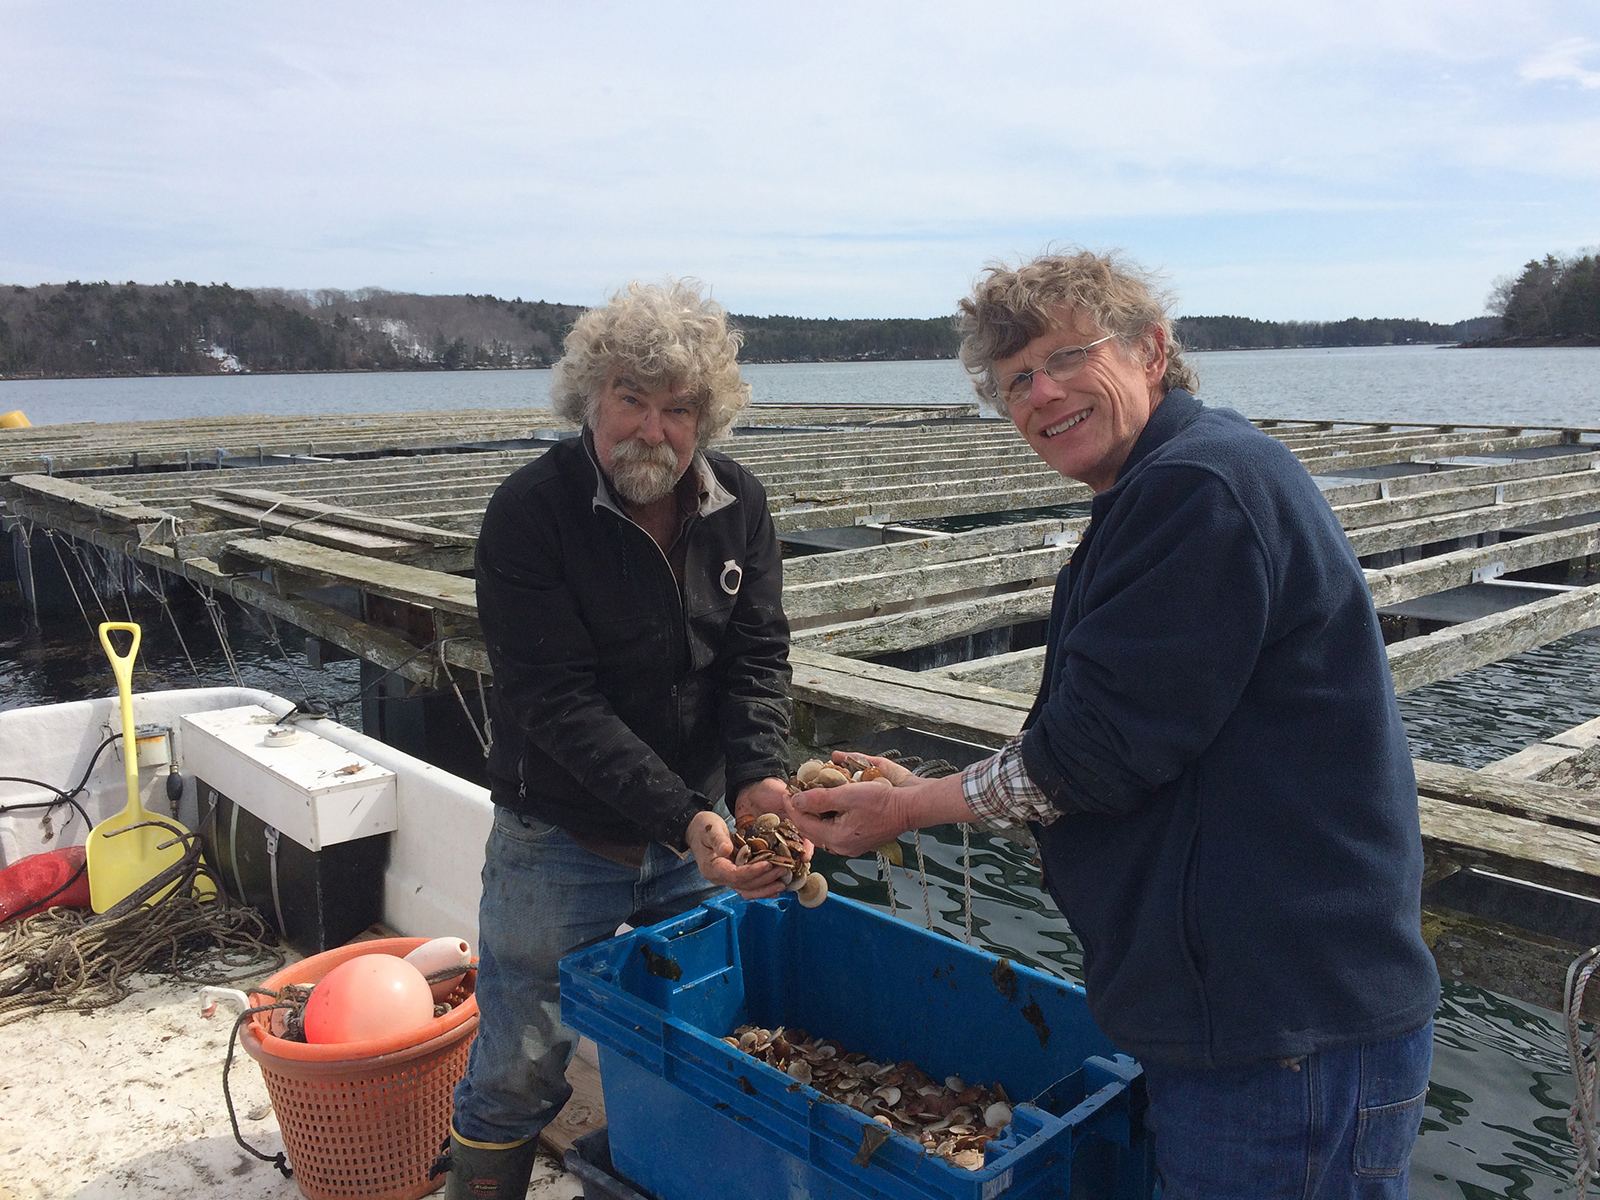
[{"xmin": 609, "ymin": 438, "xmax": 682, "ymax": 505}]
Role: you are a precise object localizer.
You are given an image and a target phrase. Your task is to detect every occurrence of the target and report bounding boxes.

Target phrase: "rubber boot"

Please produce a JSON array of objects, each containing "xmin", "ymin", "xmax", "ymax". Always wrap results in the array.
[{"xmin": 438, "ymin": 1125, "xmax": 540, "ymax": 1199}]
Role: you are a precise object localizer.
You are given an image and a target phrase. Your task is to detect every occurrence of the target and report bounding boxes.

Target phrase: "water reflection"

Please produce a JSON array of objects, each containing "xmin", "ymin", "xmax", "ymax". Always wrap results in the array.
[{"xmin": 1398, "ymin": 635, "xmax": 1600, "ymax": 769}]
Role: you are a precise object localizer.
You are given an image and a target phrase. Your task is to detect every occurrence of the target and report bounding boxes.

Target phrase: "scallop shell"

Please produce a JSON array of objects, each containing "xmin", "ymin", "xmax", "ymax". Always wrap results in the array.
[
  {"xmin": 796, "ymin": 873, "xmax": 829, "ymax": 907},
  {"xmin": 984, "ymin": 1101, "xmax": 1013, "ymax": 1128}
]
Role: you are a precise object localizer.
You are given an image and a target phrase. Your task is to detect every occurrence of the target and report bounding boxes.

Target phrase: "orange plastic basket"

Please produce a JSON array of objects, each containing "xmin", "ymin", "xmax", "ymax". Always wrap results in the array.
[{"xmin": 242, "ymin": 937, "xmax": 479, "ymax": 1200}]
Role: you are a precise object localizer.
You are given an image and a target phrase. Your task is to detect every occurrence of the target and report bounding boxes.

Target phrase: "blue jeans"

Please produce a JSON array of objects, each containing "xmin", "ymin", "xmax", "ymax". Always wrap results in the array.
[
  {"xmin": 451, "ymin": 807, "xmax": 722, "ymax": 1145},
  {"xmin": 1142, "ymin": 1021, "xmax": 1433, "ymax": 1199}
]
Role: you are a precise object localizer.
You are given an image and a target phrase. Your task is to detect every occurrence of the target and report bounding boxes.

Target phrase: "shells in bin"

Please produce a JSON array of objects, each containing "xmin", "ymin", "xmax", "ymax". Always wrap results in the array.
[{"xmin": 726, "ymin": 1024, "xmax": 1013, "ymax": 1171}]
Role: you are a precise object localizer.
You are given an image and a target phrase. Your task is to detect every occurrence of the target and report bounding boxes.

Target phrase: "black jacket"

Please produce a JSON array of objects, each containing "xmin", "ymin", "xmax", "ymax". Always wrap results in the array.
[
  {"xmin": 475, "ymin": 435, "xmax": 792, "ymax": 849},
  {"xmin": 1027, "ymin": 390, "xmax": 1439, "ymax": 1068}
]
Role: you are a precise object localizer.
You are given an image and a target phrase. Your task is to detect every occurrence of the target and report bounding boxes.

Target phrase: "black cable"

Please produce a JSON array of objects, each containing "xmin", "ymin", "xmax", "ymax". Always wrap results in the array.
[
  {"xmin": 0, "ymin": 731, "xmax": 120, "ymax": 917},
  {"xmin": 0, "ymin": 731, "xmax": 123, "ymax": 814},
  {"xmin": 0, "ymin": 794, "xmax": 91, "ymax": 828},
  {"xmin": 223, "ymin": 1004, "xmax": 295, "ymax": 1179}
]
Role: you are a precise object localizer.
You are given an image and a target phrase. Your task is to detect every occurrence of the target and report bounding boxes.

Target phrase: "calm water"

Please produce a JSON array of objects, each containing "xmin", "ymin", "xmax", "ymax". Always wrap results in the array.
[
  {"xmin": 4, "ymin": 350, "xmax": 1600, "ymax": 1196},
  {"xmin": 3, "ymin": 344, "xmax": 1599, "ymax": 429}
]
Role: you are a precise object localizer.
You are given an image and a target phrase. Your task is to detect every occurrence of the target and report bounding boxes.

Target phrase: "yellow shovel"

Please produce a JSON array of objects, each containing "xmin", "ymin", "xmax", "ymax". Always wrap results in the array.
[{"xmin": 86, "ymin": 622, "xmax": 213, "ymax": 912}]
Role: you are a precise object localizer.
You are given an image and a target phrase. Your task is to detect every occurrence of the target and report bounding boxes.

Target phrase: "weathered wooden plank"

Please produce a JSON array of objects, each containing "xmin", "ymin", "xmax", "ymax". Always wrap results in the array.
[
  {"xmin": 1388, "ymin": 582, "xmax": 1600, "ymax": 693},
  {"xmin": 781, "ymin": 519, "xmax": 1081, "ymax": 586},
  {"xmin": 1417, "ymin": 795, "xmax": 1600, "ymax": 897},
  {"xmin": 219, "ymin": 536, "xmax": 480, "ymax": 616},
  {"xmin": 191, "ymin": 497, "xmax": 417, "ymax": 552},
  {"xmin": 792, "ymin": 586, "xmax": 1056, "ymax": 657},
  {"xmin": 215, "ymin": 487, "xmax": 479, "ymax": 546},
  {"xmin": 1364, "ymin": 520, "xmax": 1600, "ymax": 606},
  {"xmin": 926, "ymin": 646, "xmax": 1048, "ymax": 694},
  {"xmin": 790, "ymin": 648, "xmax": 1034, "ymax": 710},
  {"xmin": 6, "ymin": 473, "xmax": 178, "ymax": 528},
  {"xmin": 1317, "ymin": 449, "xmax": 1600, "ymax": 507},
  {"xmin": 1413, "ymin": 759, "xmax": 1600, "ymax": 834},
  {"xmin": 1332, "ymin": 467, "xmax": 1600, "ymax": 531},
  {"xmin": 1479, "ymin": 714, "xmax": 1600, "ymax": 781},
  {"xmin": 1346, "ymin": 486, "xmax": 1600, "ymax": 556},
  {"xmin": 1299, "ymin": 432, "xmax": 1568, "ymax": 475},
  {"xmin": 788, "ymin": 653, "xmax": 1025, "ymax": 746},
  {"xmin": 784, "ymin": 546, "xmax": 1070, "ymax": 621}
]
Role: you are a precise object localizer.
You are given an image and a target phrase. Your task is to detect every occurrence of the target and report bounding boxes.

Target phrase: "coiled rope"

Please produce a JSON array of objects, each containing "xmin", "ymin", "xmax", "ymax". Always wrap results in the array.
[{"xmin": 0, "ymin": 821, "xmax": 283, "ymax": 1027}]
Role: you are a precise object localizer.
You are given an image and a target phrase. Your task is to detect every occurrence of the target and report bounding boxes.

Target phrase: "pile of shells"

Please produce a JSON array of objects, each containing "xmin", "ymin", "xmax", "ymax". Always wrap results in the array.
[
  {"xmin": 732, "ymin": 812, "xmax": 828, "ymax": 907},
  {"xmin": 723, "ymin": 1025, "xmax": 1013, "ymax": 1172},
  {"xmin": 787, "ymin": 753, "xmax": 886, "ymax": 793}
]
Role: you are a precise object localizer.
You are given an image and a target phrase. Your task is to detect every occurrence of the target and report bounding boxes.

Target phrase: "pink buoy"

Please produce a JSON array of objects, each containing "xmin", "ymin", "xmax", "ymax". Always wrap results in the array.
[{"xmin": 302, "ymin": 953, "xmax": 435, "ymax": 1045}]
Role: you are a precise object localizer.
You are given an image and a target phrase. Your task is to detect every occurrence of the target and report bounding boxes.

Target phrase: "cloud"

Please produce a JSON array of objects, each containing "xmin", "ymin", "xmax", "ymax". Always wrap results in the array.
[
  {"xmin": 1521, "ymin": 35, "xmax": 1600, "ymax": 88},
  {"xmin": 1, "ymin": 1, "xmax": 1598, "ymax": 321}
]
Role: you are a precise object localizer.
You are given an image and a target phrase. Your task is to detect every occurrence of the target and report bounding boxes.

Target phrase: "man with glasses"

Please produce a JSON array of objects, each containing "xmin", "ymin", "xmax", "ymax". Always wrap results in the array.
[{"xmin": 791, "ymin": 250, "xmax": 1440, "ymax": 1198}]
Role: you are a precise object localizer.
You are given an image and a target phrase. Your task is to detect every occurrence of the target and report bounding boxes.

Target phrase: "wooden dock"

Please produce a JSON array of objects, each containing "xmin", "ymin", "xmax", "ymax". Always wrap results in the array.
[{"xmin": 4, "ymin": 406, "xmax": 1600, "ymax": 1012}]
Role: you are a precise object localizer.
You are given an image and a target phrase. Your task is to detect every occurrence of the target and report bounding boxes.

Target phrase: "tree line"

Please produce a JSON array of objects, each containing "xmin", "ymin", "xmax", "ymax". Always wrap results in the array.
[
  {"xmin": 1482, "ymin": 252, "xmax": 1600, "ymax": 344},
  {"xmin": 8, "ymin": 265, "xmax": 1588, "ymax": 380},
  {"xmin": 0, "ymin": 282, "xmax": 585, "ymax": 378},
  {"xmin": 1171, "ymin": 314, "xmax": 1498, "ymax": 351}
]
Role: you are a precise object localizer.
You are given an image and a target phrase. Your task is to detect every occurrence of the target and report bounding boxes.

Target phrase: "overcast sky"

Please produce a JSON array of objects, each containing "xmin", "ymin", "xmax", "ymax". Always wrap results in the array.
[{"xmin": 2, "ymin": 2, "xmax": 1597, "ymax": 322}]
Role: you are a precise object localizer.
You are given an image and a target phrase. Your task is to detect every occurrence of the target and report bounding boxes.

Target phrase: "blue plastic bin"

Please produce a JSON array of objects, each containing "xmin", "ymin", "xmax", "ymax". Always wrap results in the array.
[{"xmin": 560, "ymin": 892, "xmax": 1152, "ymax": 1200}]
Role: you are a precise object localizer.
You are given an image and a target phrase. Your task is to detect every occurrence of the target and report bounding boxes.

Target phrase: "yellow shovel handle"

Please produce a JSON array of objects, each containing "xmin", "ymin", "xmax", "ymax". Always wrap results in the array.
[{"xmin": 98, "ymin": 622, "xmax": 142, "ymax": 812}]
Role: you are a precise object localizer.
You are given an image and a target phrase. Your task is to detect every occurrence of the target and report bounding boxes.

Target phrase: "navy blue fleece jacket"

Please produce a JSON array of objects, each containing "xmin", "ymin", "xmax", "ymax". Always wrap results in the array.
[{"xmin": 1026, "ymin": 389, "xmax": 1439, "ymax": 1069}]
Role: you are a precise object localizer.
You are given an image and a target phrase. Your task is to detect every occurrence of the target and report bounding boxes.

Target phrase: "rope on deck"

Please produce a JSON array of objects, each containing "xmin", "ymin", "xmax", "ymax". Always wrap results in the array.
[{"xmin": 0, "ymin": 821, "xmax": 283, "ymax": 1027}]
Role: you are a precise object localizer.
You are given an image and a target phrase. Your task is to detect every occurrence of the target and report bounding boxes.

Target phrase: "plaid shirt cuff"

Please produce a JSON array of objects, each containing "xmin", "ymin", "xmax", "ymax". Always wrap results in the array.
[{"xmin": 960, "ymin": 735, "xmax": 1059, "ymax": 828}]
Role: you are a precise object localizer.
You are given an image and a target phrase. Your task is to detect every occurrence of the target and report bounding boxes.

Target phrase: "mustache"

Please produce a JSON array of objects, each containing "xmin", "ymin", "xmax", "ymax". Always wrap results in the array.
[
  {"xmin": 610, "ymin": 438, "xmax": 679, "ymax": 470},
  {"xmin": 608, "ymin": 437, "xmax": 682, "ymax": 505}
]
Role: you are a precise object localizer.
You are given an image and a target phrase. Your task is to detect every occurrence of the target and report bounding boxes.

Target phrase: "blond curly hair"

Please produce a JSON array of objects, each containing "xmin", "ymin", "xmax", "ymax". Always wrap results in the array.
[
  {"xmin": 957, "ymin": 248, "xmax": 1199, "ymax": 407},
  {"xmin": 550, "ymin": 280, "xmax": 750, "ymax": 445}
]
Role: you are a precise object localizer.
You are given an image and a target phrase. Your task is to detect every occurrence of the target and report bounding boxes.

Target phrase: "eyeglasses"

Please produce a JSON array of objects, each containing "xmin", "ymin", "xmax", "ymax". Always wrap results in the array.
[{"xmin": 999, "ymin": 335, "xmax": 1115, "ymax": 406}]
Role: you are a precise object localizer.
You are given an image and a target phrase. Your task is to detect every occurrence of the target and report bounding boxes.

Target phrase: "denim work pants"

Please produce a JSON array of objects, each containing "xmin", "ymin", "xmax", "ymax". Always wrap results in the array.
[
  {"xmin": 1142, "ymin": 1021, "xmax": 1433, "ymax": 1199},
  {"xmin": 451, "ymin": 807, "xmax": 722, "ymax": 1145}
]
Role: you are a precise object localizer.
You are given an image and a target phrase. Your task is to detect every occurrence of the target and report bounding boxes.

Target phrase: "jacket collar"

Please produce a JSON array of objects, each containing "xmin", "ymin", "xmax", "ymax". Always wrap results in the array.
[
  {"xmin": 580, "ymin": 427, "xmax": 737, "ymax": 521},
  {"xmin": 1113, "ymin": 387, "xmax": 1202, "ymax": 486}
]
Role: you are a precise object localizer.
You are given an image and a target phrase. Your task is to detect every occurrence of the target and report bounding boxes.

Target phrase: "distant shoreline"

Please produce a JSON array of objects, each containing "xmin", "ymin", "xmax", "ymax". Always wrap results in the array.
[
  {"xmin": 9, "ymin": 338, "xmax": 1600, "ymax": 386},
  {"xmin": 1458, "ymin": 334, "xmax": 1600, "ymax": 349}
]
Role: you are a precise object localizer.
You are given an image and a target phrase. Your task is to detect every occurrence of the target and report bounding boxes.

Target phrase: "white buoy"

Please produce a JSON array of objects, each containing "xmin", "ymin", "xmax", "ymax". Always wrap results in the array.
[{"xmin": 403, "ymin": 936, "xmax": 473, "ymax": 1001}]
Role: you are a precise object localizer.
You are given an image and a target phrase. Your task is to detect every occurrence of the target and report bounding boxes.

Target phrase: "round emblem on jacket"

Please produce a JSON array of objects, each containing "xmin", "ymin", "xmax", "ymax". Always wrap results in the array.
[{"xmin": 720, "ymin": 559, "xmax": 743, "ymax": 596}]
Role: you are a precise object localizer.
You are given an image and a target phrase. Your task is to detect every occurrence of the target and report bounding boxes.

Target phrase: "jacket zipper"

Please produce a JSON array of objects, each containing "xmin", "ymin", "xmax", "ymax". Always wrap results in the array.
[
  {"xmin": 612, "ymin": 511, "xmax": 692, "ymax": 758},
  {"xmin": 613, "ymin": 510, "xmax": 690, "ymax": 653}
]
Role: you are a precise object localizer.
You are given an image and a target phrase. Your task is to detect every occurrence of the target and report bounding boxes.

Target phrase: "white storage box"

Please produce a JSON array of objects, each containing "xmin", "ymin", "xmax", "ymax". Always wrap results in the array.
[{"xmin": 181, "ymin": 706, "xmax": 397, "ymax": 851}]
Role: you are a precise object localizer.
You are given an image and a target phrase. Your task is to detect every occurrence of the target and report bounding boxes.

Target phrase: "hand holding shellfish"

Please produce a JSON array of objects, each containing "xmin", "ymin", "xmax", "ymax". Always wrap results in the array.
[
  {"xmin": 788, "ymin": 759, "xmax": 978, "ymax": 859},
  {"xmin": 686, "ymin": 809, "xmax": 792, "ymax": 899}
]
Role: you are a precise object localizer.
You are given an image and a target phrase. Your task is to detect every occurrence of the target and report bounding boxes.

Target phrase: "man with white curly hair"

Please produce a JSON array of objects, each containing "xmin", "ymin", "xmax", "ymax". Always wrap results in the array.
[{"xmin": 442, "ymin": 280, "xmax": 797, "ymax": 1198}]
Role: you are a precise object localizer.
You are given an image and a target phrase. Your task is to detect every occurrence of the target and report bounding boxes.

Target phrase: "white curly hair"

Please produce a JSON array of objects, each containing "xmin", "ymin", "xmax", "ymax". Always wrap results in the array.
[{"xmin": 550, "ymin": 279, "xmax": 751, "ymax": 445}]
